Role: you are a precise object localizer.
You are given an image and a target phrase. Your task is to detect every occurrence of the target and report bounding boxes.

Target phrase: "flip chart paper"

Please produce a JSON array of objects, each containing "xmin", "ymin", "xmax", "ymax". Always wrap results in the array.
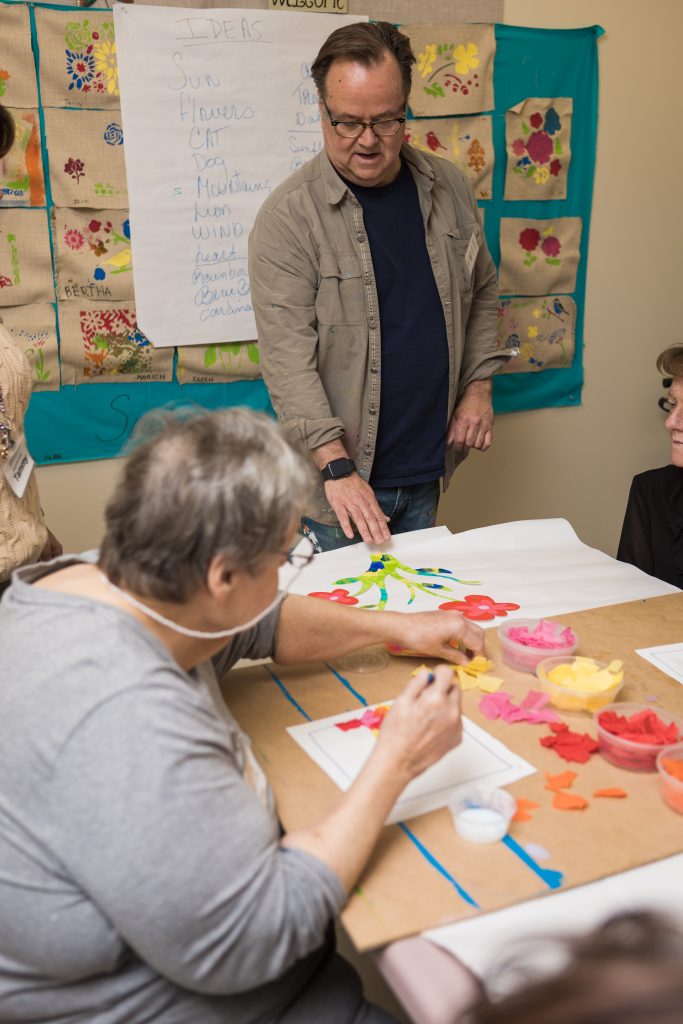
[{"xmin": 114, "ymin": 6, "xmax": 366, "ymax": 348}]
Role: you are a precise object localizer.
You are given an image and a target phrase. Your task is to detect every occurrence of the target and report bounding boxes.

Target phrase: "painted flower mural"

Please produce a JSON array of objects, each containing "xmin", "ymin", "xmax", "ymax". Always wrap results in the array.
[
  {"xmin": 518, "ymin": 225, "xmax": 562, "ymax": 268},
  {"xmin": 416, "ymin": 40, "xmax": 481, "ymax": 99},
  {"xmin": 308, "ymin": 588, "xmax": 359, "ymax": 605},
  {"xmin": 66, "ymin": 50, "xmax": 95, "ymax": 91},
  {"xmin": 510, "ymin": 106, "xmax": 564, "ymax": 184},
  {"xmin": 63, "ymin": 228, "xmax": 85, "ymax": 251},
  {"xmin": 93, "ymin": 39, "xmax": 119, "ymax": 96},
  {"xmin": 64, "ymin": 157, "xmax": 85, "ymax": 184},
  {"xmin": 309, "ymin": 552, "xmax": 479, "ymax": 612},
  {"xmin": 438, "ymin": 594, "xmax": 520, "ymax": 621},
  {"xmin": 63, "ymin": 19, "xmax": 118, "ymax": 97},
  {"xmin": 541, "ymin": 235, "xmax": 561, "ymax": 259},
  {"xmin": 453, "ymin": 42, "xmax": 479, "ymax": 75},
  {"xmin": 103, "ymin": 122, "xmax": 124, "ymax": 146},
  {"xmin": 84, "ymin": 217, "xmax": 133, "ymax": 278},
  {"xmin": 80, "ymin": 308, "xmax": 152, "ymax": 377}
]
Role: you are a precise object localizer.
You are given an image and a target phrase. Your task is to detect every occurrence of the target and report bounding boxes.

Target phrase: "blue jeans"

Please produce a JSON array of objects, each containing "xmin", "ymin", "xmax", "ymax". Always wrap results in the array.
[{"xmin": 302, "ymin": 480, "xmax": 440, "ymax": 553}]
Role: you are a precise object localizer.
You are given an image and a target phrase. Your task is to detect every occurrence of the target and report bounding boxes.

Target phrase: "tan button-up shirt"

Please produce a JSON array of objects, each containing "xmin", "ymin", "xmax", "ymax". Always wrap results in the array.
[{"xmin": 249, "ymin": 144, "xmax": 507, "ymax": 524}]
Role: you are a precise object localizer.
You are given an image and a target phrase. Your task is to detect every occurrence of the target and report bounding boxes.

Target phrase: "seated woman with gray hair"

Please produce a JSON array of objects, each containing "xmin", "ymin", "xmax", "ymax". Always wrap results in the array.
[
  {"xmin": 618, "ymin": 345, "xmax": 683, "ymax": 587},
  {"xmin": 0, "ymin": 407, "xmax": 482, "ymax": 1024}
]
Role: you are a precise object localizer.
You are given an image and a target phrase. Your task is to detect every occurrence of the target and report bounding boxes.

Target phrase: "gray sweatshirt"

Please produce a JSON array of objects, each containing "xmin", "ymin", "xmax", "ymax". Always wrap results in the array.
[{"xmin": 0, "ymin": 557, "xmax": 345, "ymax": 1023}]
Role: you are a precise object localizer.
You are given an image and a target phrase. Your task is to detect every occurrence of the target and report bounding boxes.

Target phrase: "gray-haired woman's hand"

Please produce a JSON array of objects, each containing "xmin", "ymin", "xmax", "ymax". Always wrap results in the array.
[
  {"xmin": 281, "ymin": 665, "xmax": 461, "ymax": 894},
  {"xmin": 374, "ymin": 665, "xmax": 462, "ymax": 782}
]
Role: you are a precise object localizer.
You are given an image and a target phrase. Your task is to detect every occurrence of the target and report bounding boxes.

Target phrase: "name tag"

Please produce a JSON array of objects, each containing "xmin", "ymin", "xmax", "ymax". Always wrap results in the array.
[
  {"xmin": 3, "ymin": 435, "xmax": 34, "ymax": 499},
  {"xmin": 464, "ymin": 230, "xmax": 480, "ymax": 279}
]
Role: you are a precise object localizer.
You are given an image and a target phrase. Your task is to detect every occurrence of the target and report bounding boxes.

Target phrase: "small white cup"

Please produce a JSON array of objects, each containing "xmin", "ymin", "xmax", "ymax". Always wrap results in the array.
[{"xmin": 449, "ymin": 786, "xmax": 516, "ymax": 844}]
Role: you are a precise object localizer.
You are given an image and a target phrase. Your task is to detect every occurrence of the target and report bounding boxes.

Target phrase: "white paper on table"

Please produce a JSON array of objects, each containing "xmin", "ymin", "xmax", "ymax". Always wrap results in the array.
[
  {"xmin": 284, "ymin": 519, "xmax": 678, "ymax": 624},
  {"xmin": 279, "ymin": 525, "xmax": 452, "ymax": 592},
  {"xmin": 114, "ymin": 6, "xmax": 366, "ymax": 347},
  {"xmin": 287, "ymin": 708, "xmax": 535, "ymax": 825},
  {"xmin": 636, "ymin": 643, "xmax": 683, "ymax": 685},
  {"xmin": 424, "ymin": 853, "xmax": 683, "ymax": 985}
]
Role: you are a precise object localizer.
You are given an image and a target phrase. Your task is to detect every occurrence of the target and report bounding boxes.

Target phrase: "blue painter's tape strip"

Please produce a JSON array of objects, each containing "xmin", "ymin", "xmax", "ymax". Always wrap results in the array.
[
  {"xmin": 398, "ymin": 824, "xmax": 480, "ymax": 909},
  {"xmin": 324, "ymin": 663, "xmax": 368, "ymax": 706},
  {"xmin": 263, "ymin": 667, "xmax": 311, "ymax": 722},
  {"xmin": 502, "ymin": 834, "xmax": 564, "ymax": 890}
]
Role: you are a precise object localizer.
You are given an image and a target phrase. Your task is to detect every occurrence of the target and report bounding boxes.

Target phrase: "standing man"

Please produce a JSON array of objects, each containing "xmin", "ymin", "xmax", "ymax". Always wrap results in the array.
[{"xmin": 249, "ymin": 22, "xmax": 507, "ymax": 552}]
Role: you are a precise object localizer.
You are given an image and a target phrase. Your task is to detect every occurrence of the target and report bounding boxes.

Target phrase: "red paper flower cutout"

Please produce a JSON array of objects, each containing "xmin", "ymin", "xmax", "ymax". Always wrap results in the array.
[
  {"xmin": 308, "ymin": 588, "xmax": 359, "ymax": 605},
  {"xmin": 438, "ymin": 594, "xmax": 521, "ymax": 621}
]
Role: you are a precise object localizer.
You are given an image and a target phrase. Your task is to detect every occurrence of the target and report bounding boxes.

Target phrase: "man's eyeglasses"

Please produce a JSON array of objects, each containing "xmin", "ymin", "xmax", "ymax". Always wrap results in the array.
[{"xmin": 323, "ymin": 100, "xmax": 406, "ymax": 139}]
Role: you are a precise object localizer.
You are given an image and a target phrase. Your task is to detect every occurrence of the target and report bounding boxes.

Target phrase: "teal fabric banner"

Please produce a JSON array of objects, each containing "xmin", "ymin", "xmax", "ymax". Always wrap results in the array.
[
  {"xmin": 488, "ymin": 23, "xmax": 602, "ymax": 415},
  {"xmin": 26, "ymin": 377, "xmax": 272, "ymax": 463},
  {"xmin": 14, "ymin": 9, "xmax": 600, "ymax": 462}
]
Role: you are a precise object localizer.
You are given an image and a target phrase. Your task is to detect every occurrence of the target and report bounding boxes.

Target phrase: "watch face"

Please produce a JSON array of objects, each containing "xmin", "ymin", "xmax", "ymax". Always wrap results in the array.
[{"xmin": 323, "ymin": 458, "xmax": 355, "ymax": 479}]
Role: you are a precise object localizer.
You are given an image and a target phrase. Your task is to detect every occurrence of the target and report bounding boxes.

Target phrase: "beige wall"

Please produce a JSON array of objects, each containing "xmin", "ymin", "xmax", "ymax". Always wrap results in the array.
[
  {"xmin": 439, "ymin": 0, "xmax": 683, "ymax": 553},
  {"xmin": 36, "ymin": 0, "xmax": 683, "ymax": 556}
]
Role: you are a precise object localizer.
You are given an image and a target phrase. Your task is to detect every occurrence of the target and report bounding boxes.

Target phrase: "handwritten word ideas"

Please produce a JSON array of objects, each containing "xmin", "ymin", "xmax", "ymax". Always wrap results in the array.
[{"xmin": 115, "ymin": 7, "xmax": 365, "ymax": 347}]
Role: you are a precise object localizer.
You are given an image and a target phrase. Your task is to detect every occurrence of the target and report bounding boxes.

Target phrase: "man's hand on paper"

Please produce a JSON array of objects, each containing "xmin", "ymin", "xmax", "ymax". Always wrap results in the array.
[{"xmin": 324, "ymin": 474, "xmax": 391, "ymax": 545}]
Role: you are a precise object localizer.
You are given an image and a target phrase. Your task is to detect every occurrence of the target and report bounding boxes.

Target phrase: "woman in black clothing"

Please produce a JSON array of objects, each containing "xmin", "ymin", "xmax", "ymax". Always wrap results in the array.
[{"xmin": 617, "ymin": 345, "xmax": 683, "ymax": 587}]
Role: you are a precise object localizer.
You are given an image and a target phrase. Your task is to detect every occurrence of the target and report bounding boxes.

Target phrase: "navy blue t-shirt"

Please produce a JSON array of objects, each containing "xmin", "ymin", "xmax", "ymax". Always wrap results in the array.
[{"xmin": 346, "ymin": 160, "xmax": 449, "ymax": 487}]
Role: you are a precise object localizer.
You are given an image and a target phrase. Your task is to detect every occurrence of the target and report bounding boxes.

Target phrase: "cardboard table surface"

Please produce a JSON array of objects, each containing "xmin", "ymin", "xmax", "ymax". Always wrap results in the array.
[{"xmin": 219, "ymin": 593, "xmax": 683, "ymax": 951}]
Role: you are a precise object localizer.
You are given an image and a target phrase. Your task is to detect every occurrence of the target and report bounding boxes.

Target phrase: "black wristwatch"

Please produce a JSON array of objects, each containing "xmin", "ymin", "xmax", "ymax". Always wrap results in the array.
[{"xmin": 321, "ymin": 457, "xmax": 356, "ymax": 481}]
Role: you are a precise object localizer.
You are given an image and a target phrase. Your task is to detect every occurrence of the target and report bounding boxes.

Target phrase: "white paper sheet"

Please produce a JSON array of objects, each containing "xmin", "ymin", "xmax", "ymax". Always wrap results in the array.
[
  {"xmin": 425, "ymin": 853, "xmax": 683, "ymax": 983},
  {"xmin": 114, "ymin": 6, "xmax": 366, "ymax": 347},
  {"xmin": 288, "ymin": 708, "xmax": 535, "ymax": 824},
  {"xmin": 285, "ymin": 519, "xmax": 678, "ymax": 623},
  {"xmin": 636, "ymin": 643, "xmax": 683, "ymax": 685}
]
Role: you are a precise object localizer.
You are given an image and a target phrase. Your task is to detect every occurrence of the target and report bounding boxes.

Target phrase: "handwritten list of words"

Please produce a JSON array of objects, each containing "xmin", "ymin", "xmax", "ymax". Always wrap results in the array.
[{"xmin": 115, "ymin": 7, "xmax": 364, "ymax": 348}]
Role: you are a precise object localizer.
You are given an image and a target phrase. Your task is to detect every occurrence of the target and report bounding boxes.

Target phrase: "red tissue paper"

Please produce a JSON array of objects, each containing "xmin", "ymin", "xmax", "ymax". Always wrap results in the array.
[
  {"xmin": 597, "ymin": 708, "xmax": 680, "ymax": 746},
  {"xmin": 540, "ymin": 722, "xmax": 599, "ymax": 763}
]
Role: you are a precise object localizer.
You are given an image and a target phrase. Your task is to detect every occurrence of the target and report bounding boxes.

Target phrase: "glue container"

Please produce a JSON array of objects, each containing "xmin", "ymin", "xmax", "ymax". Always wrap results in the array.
[{"xmin": 449, "ymin": 786, "xmax": 516, "ymax": 844}]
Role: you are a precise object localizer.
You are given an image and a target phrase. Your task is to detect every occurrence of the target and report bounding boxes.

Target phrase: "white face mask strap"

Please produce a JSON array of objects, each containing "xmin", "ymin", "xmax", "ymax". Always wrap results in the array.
[{"xmin": 97, "ymin": 571, "xmax": 285, "ymax": 639}]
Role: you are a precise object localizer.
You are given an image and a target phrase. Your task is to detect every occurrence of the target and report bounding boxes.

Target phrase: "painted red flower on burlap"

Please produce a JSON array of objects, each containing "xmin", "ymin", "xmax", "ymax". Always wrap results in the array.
[
  {"xmin": 525, "ymin": 130, "xmax": 553, "ymax": 165},
  {"xmin": 438, "ymin": 594, "xmax": 520, "ymax": 621},
  {"xmin": 519, "ymin": 227, "xmax": 540, "ymax": 252},
  {"xmin": 541, "ymin": 236, "xmax": 562, "ymax": 258}
]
